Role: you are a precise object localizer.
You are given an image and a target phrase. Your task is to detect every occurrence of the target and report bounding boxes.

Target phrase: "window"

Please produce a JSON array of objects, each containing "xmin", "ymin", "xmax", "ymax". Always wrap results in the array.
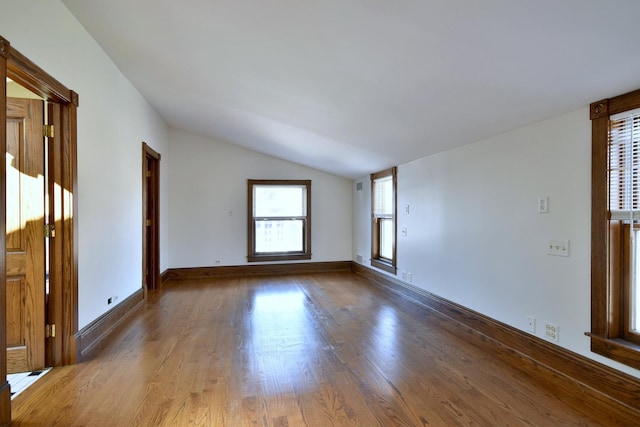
[
  {"xmin": 589, "ymin": 88, "xmax": 640, "ymax": 370},
  {"xmin": 247, "ymin": 180, "xmax": 311, "ymax": 262},
  {"xmin": 371, "ymin": 167, "xmax": 397, "ymax": 274}
]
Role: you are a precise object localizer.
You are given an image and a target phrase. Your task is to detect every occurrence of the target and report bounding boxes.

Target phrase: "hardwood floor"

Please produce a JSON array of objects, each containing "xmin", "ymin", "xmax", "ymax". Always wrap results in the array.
[{"xmin": 11, "ymin": 272, "xmax": 640, "ymax": 426}]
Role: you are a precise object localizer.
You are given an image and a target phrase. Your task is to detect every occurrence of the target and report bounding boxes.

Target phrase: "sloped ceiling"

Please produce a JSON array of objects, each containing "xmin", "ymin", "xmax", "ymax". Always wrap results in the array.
[{"xmin": 62, "ymin": 0, "xmax": 640, "ymax": 178}]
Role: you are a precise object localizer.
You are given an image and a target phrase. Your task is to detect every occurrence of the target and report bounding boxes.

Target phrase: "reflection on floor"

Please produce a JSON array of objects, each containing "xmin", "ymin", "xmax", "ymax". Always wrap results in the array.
[{"xmin": 8, "ymin": 369, "xmax": 51, "ymax": 400}]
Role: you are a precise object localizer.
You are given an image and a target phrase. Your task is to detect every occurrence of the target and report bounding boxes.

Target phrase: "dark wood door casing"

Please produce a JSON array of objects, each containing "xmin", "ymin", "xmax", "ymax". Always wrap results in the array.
[
  {"xmin": 0, "ymin": 35, "xmax": 79, "ymax": 426},
  {"xmin": 142, "ymin": 142, "xmax": 160, "ymax": 292}
]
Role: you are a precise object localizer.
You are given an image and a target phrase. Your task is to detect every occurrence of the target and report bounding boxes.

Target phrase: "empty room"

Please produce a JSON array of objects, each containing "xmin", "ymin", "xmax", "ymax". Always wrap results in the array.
[{"xmin": 2, "ymin": 0, "xmax": 640, "ymax": 425}]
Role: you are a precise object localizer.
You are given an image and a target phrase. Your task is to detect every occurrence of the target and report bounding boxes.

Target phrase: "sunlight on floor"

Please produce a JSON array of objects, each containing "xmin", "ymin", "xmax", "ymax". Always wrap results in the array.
[{"xmin": 7, "ymin": 368, "xmax": 51, "ymax": 400}]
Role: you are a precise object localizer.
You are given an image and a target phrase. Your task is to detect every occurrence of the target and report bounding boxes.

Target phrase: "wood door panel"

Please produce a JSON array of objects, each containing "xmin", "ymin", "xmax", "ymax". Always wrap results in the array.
[
  {"xmin": 6, "ymin": 117, "xmax": 24, "ymax": 250},
  {"xmin": 5, "ymin": 97, "xmax": 45, "ymax": 373},
  {"xmin": 5, "ymin": 255, "xmax": 25, "ymax": 277},
  {"xmin": 5, "ymin": 277, "xmax": 24, "ymax": 346}
]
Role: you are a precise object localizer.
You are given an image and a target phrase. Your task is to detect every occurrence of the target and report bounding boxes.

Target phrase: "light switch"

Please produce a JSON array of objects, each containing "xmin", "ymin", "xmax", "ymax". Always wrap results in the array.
[{"xmin": 538, "ymin": 196, "xmax": 549, "ymax": 214}]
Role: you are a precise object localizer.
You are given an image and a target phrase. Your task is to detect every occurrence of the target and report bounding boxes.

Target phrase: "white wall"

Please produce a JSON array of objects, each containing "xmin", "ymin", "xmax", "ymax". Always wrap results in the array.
[
  {"xmin": 168, "ymin": 127, "xmax": 352, "ymax": 268},
  {"xmin": 0, "ymin": 1, "xmax": 170, "ymax": 329},
  {"xmin": 354, "ymin": 107, "xmax": 640, "ymax": 379}
]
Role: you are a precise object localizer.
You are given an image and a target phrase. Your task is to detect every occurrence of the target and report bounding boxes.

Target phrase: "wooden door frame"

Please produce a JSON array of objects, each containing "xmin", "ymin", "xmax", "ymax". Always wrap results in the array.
[
  {"xmin": 142, "ymin": 142, "xmax": 160, "ymax": 293},
  {"xmin": 0, "ymin": 36, "xmax": 79, "ymax": 426}
]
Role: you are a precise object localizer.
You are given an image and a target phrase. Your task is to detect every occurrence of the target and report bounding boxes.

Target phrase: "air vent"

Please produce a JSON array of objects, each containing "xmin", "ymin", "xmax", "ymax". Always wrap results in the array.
[
  {"xmin": 356, "ymin": 182, "xmax": 363, "ymax": 191},
  {"xmin": 356, "ymin": 254, "xmax": 363, "ymax": 263}
]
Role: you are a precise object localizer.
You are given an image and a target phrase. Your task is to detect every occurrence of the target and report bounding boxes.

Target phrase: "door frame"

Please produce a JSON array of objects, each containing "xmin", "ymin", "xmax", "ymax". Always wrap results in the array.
[
  {"xmin": 0, "ymin": 36, "xmax": 79, "ymax": 425},
  {"xmin": 142, "ymin": 142, "xmax": 160, "ymax": 293}
]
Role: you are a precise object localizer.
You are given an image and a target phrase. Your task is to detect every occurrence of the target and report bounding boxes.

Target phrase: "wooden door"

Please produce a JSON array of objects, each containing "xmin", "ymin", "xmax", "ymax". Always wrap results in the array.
[
  {"xmin": 5, "ymin": 97, "xmax": 45, "ymax": 373},
  {"xmin": 142, "ymin": 143, "xmax": 160, "ymax": 291}
]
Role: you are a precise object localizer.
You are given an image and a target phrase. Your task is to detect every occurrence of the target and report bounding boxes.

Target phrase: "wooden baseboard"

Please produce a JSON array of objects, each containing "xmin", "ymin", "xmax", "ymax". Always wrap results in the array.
[
  {"xmin": 164, "ymin": 261, "xmax": 352, "ymax": 282},
  {"xmin": 0, "ymin": 381, "xmax": 9, "ymax": 427},
  {"xmin": 160, "ymin": 269, "xmax": 171, "ymax": 285},
  {"xmin": 351, "ymin": 262, "xmax": 640, "ymax": 413},
  {"xmin": 74, "ymin": 288, "xmax": 145, "ymax": 361}
]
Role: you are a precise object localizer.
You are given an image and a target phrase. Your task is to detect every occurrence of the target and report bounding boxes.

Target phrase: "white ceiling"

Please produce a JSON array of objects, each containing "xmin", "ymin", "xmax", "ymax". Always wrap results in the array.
[{"xmin": 62, "ymin": 0, "xmax": 640, "ymax": 179}]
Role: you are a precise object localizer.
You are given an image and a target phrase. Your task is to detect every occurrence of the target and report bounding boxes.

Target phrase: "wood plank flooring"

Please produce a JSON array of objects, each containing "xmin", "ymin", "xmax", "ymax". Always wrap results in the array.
[{"xmin": 10, "ymin": 272, "xmax": 640, "ymax": 426}]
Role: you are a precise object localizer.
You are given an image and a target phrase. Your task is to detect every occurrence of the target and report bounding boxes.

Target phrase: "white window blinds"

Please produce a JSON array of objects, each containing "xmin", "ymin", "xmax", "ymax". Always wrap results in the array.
[
  {"xmin": 373, "ymin": 175, "xmax": 393, "ymax": 216},
  {"xmin": 609, "ymin": 108, "xmax": 640, "ymax": 220}
]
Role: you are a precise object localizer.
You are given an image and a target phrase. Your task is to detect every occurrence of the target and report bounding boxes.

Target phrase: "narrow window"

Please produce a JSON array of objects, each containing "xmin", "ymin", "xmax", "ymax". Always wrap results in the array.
[
  {"xmin": 371, "ymin": 167, "xmax": 397, "ymax": 273},
  {"xmin": 248, "ymin": 180, "xmax": 311, "ymax": 262},
  {"xmin": 589, "ymin": 89, "xmax": 640, "ymax": 370}
]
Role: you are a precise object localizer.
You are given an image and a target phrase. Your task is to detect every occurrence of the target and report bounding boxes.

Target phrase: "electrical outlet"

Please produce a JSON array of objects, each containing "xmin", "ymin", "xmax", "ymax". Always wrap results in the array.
[
  {"xmin": 526, "ymin": 316, "xmax": 536, "ymax": 333},
  {"xmin": 547, "ymin": 240, "xmax": 570, "ymax": 257},
  {"xmin": 401, "ymin": 271, "xmax": 407, "ymax": 281},
  {"xmin": 544, "ymin": 322, "xmax": 559, "ymax": 343}
]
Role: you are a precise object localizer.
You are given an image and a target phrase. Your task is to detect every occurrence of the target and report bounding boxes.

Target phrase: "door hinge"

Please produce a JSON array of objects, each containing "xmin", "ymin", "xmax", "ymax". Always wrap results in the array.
[
  {"xmin": 146, "ymin": 219, "xmax": 152, "ymax": 227},
  {"xmin": 45, "ymin": 224, "xmax": 56, "ymax": 238},
  {"xmin": 46, "ymin": 324, "xmax": 56, "ymax": 338},
  {"xmin": 146, "ymin": 170, "xmax": 151, "ymax": 177},
  {"xmin": 43, "ymin": 124, "xmax": 55, "ymax": 138}
]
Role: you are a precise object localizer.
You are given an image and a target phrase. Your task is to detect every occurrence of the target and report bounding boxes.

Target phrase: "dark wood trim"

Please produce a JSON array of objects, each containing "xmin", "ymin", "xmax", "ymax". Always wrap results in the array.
[
  {"xmin": 590, "ymin": 89, "xmax": 640, "ymax": 369},
  {"xmin": 591, "ymin": 112, "xmax": 609, "ymax": 338},
  {"xmin": 0, "ymin": 383, "xmax": 9, "ymax": 427},
  {"xmin": 160, "ymin": 269, "xmax": 171, "ymax": 285},
  {"xmin": 1, "ymin": 33, "xmax": 78, "ymax": 426},
  {"xmin": 352, "ymin": 262, "xmax": 640, "ymax": 412},
  {"xmin": 0, "ymin": 35, "xmax": 9, "ymax": 427},
  {"xmin": 370, "ymin": 167, "xmax": 397, "ymax": 274},
  {"xmin": 247, "ymin": 179, "xmax": 312, "ymax": 262},
  {"xmin": 6, "ymin": 43, "xmax": 72, "ymax": 104},
  {"xmin": 164, "ymin": 261, "xmax": 352, "ymax": 282},
  {"xmin": 75, "ymin": 288, "xmax": 145, "ymax": 361}
]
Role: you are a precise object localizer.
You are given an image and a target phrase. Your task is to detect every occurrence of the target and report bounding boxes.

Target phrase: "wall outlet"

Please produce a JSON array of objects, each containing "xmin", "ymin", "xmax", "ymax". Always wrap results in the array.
[
  {"xmin": 547, "ymin": 240, "xmax": 569, "ymax": 257},
  {"xmin": 526, "ymin": 316, "xmax": 536, "ymax": 333},
  {"xmin": 544, "ymin": 322, "xmax": 559, "ymax": 343}
]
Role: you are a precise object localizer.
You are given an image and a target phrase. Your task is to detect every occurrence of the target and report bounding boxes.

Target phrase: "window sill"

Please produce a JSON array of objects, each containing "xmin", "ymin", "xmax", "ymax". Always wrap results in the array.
[
  {"xmin": 585, "ymin": 332, "xmax": 640, "ymax": 370},
  {"xmin": 371, "ymin": 259, "xmax": 396, "ymax": 274},
  {"xmin": 248, "ymin": 253, "xmax": 311, "ymax": 263}
]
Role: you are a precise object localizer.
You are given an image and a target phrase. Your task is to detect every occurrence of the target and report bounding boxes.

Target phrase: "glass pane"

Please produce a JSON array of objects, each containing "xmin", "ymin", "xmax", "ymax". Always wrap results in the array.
[
  {"xmin": 373, "ymin": 176, "xmax": 393, "ymax": 215},
  {"xmin": 380, "ymin": 218, "xmax": 393, "ymax": 260},
  {"xmin": 254, "ymin": 185, "xmax": 306, "ymax": 217},
  {"xmin": 255, "ymin": 220, "xmax": 303, "ymax": 253}
]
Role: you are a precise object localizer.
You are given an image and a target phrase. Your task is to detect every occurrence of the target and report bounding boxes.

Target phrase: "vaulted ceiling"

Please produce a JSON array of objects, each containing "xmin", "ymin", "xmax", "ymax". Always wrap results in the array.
[{"xmin": 62, "ymin": 0, "xmax": 640, "ymax": 178}]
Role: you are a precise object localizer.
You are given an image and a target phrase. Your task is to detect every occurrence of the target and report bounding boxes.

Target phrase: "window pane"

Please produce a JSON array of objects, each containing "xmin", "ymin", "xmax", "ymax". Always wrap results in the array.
[
  {"xmin": 255, "ymin": 220, "xmax": 303, "ymax": 253},
  {"xmin": 254, "ymin": 185, "xmax": 306, "ymax": 217},
  {"xmin": 380, "ymin": 218, "xmax": 393, "ymax": 260},
  {"xmin": 373, "ymin": 176, "xmax": 393, "ymax": 215}
]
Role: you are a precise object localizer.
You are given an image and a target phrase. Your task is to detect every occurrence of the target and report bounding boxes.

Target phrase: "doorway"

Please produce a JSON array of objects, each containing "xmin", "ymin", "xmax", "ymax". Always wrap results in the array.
[
  {"xmin": 142, "ymin": 142, "xmax": 160, "ymax": 292},
  {"xmin": 1, "ymin": 35, "xmax": 79, "ymax": 425}
]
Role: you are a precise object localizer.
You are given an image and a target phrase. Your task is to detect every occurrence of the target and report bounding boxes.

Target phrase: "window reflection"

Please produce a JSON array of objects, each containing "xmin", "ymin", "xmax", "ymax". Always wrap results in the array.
[
  {"xmin": 246, "ymin": 288, "xmax": 316, "ymax": 393},
  {"xmin": 372, "ymin": 306, "xmax": 400, "ymax": 382}
]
